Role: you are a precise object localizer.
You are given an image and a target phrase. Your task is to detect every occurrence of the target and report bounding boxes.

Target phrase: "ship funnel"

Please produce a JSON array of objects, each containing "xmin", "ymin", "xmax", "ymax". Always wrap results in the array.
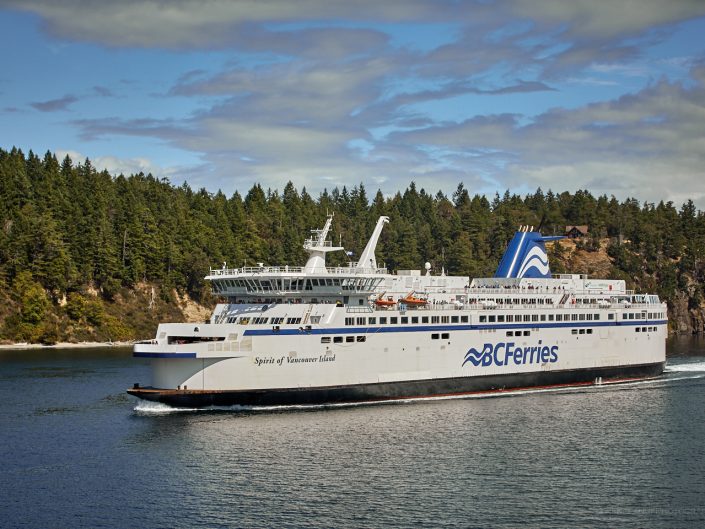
[
  {"xmin": 494, "ymin": 226, "xmax": 564, "ymax": 279},
  {"xmin": 356, "ymin": 216, "xmax": 389, "ymax": 271}
]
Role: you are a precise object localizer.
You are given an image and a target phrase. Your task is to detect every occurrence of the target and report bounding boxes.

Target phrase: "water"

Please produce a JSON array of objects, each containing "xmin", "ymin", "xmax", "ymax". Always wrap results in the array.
[{"xmin": 1, "ymin": 337, "xmax": 704, "ymax": 529}]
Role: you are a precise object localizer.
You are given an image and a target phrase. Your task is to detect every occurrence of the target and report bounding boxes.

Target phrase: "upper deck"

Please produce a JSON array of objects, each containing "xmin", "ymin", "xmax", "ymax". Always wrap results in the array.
[{"xmin": 207, "ymin": 265, "xmax": 386, "ymax": 297}]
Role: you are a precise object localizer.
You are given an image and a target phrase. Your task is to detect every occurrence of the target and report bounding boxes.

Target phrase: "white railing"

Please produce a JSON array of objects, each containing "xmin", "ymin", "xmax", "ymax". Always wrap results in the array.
[
  {"xmin": 370, "ymin": 301, "xmax": 652, "ymax": 312},
  {"xmin": 466, "ymin": 287, "xmax": 634, "ymax": 296},
  {"xmin": 208, "ymin": 265, "xmax": 388, "ymax": 276},
  {"xmin": 303, "ymin": 239, "xmax": 337, "ymax": 249}
]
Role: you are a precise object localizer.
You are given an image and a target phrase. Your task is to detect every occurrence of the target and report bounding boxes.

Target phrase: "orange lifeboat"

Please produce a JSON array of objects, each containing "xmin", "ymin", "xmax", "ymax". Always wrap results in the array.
[
  {"xmin": 402, "ymin": 291, "xmax": 428, "ymax": 306},
  {"xmin": 374, "ymin": 292, "xmax": 397, "ymax": 308}
]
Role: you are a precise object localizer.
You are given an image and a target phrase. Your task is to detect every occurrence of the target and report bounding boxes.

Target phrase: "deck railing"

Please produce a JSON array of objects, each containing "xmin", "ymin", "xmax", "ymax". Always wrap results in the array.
[{"xmin": 208, "ymin": 265, "xmax": 387, "ymax": 276}]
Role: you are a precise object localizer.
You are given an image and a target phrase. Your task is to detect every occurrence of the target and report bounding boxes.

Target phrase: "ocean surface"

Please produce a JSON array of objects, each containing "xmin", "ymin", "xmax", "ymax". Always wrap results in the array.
[{"xmin": 1, "ymin": 337, "xmax": 704, "ymax": 529}]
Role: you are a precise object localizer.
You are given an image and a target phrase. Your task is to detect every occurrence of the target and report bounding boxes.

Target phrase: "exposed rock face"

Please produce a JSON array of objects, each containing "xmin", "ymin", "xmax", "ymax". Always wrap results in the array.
[
  {"xmin": 174, "ymin": 290, "xmax": 212, "ymax": 323},
  {"xmin": 671, "ymin": 278, "xmax": 705, "ymax": 335},
  {"xmin": 670, "ymin": 292, "xmax": 692, "ymax": 334},
  {"xmin": 640, "ymin": 283, "xmax": 705, "ymax": 335}
]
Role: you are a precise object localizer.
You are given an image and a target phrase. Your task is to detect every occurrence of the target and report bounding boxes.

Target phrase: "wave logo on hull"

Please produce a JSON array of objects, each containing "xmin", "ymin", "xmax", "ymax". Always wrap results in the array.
[{"xmin": 463, "ymin": 342, "xmax": 559, "ymax": 367}]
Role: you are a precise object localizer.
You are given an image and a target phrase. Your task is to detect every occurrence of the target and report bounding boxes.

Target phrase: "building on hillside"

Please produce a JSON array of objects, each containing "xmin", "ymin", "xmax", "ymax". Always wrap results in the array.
[{"xmin": 565, "ymin": 225, "xmax": 589, "ymax": 238}]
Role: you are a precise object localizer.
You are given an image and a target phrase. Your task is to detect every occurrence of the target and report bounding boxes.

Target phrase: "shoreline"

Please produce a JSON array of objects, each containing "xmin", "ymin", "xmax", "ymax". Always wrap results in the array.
[{"xmin": 0, "ymin": 341, "xmax": 135, "ymax": 351}]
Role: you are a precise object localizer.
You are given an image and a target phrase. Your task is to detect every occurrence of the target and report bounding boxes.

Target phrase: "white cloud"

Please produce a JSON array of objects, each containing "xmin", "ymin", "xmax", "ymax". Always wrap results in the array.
[
  {"xmin": 7, "ymin": 0, "xmax": 705, "ymax": 49},
  {"xmin": 396, "ymin": 75, "xmax": 705, "ymax": 207},
  {"xmin": 7, "ymin": 0, "xmax": 705, "ymax": 208},
  {"xmin": 55, "ymin": 149, "xmax": 184, "ymax": 180},
  {"xmin": 508, "ymin": 0, "xmax": 705, "ymax": 39}
]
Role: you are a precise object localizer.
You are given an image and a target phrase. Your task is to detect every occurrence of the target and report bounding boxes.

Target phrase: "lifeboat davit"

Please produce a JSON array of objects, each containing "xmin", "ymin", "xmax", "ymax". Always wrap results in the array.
[
  {"xmin": 374, "ymin": 292, "xmax": 397, "ymax": 307},
  {"xmin": 402, "ymin": 291, "xmax": 428, "ymax": 306}
]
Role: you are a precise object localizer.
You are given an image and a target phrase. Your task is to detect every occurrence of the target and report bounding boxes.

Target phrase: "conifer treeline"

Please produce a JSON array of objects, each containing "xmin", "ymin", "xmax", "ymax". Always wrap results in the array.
[{"xmin": 1, "ymin": 147, "xmax": 704, "ymax": 340}]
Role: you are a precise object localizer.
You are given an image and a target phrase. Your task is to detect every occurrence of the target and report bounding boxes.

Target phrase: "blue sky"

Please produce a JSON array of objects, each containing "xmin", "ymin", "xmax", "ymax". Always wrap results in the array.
[{"xmin": 1, "ymin": 0, "xmax": 705, "ymax": 207}]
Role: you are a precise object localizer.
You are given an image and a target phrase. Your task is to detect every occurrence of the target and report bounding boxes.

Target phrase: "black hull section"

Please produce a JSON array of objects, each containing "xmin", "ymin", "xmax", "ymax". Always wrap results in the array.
[{"xmin": 128, "ymin": 362, "xmax": 665, "ymax": 408}]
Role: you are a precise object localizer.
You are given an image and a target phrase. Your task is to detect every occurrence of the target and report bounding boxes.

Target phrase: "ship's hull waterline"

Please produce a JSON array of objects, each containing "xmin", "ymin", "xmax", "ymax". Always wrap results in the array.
[{"xmin": 128, "ymin": 361, "xmax": 665, "ymax": 408}]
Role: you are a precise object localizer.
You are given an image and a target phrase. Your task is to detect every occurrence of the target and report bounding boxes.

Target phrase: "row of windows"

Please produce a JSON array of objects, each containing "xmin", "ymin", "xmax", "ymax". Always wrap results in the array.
[
  {"xmin": 479, "ymin": 313, "xmax": 602, "ymax": 323},
  {"xmin": 468, "ymin": 297, "xmax": 553, "ymax": 305},
  {"xmin": 227, "ymin": 316, "xmax": 295, "ymax": 325},
  {"xmin": 321, "ymin": 333, "xmax": 453, "ymax": 343},
  {"xmin": 618, "ymin": 312, "xmax": 664, "ymax": 320},
  {"xmin": 313, "ymin": 325, "xmax": 657, "ymax": 342},
  {"xmin": 345, "ymin": 315, "xmax": 470, "ymax": 325},
  {"xmin": 318, "ymin": 327, "xmax": 657, "ymax": 342},
  {"xmin": 624, "ymin": 312, "xmax": 666, "ymax": 320},
  {"xmin": 321, "ymin": 336, "xmax": 367, "ymax": 343},
  {"xmin": 622, "ymin": 312, "xmax": 647, "ymax": 320},
  {"xmin": 571, "ymin": 329, "xmax": 594, "ymax": 335},
  {"xmin": 466, "ymin": 297, "xmax": 638, "ymax": 306},
  {"xmin": 228, "ymin": 311, "xmax": 665, "ymax": 327},
  {"xmin": 431, "ymin": 333, "xmax": 450, "ymax": 340},
  {"xmin": 215, "ymin": 277, "xmax": 380, "ymax": 292}
]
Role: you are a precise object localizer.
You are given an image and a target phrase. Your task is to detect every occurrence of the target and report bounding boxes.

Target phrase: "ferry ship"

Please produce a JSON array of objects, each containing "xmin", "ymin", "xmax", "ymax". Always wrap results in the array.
[{"xmin": 128, "ymin": 215, "xmax": 667, "ymax": 407}]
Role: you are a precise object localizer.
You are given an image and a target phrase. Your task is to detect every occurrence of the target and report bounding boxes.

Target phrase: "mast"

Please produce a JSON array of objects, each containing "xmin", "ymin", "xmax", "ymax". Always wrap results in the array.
[{"xmin": 302, "ymin": 214, "xmax": 344, "ymax": 273}]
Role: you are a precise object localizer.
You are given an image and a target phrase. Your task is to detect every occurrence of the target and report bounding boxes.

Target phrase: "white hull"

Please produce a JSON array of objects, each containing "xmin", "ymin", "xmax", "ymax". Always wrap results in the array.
[{"xmin": 130, "ymin": 305, "xmax": 667, "ymax": 405}]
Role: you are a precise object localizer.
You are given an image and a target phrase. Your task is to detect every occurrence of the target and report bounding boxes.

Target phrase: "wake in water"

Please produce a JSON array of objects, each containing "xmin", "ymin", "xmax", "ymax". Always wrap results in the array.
[
  {"xmin": 665, "ymin": 360, "xmax": 705, "ymax": 373},
  {"xmin": 133, "ymin": 401, "xmax": 201, "ymax": 414}
]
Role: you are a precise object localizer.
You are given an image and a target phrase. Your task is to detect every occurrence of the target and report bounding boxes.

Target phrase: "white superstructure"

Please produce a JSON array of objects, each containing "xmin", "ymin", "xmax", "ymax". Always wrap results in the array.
[{"xmin": 129, "ymin": 215, "xmax": 667, "ymax": 407}]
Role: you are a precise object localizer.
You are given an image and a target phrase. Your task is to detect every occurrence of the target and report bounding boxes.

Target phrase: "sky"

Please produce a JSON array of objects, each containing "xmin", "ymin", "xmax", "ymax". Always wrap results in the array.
[{"xmin": 1, "ymin": 0, "xmax": 705, "ymax": 208}]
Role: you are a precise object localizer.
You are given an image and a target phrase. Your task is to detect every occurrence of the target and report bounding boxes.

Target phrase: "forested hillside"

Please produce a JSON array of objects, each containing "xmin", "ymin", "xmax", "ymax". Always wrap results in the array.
[{"xmin": 1, "ymin": 147, "xmax": 704, "ymax": 343}]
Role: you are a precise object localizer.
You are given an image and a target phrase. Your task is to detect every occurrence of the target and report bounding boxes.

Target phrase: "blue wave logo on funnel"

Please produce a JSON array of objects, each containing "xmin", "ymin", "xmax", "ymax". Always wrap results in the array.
[{"xmin": 494, "ymin": 228, "xmax": 564, "ymax": 279}]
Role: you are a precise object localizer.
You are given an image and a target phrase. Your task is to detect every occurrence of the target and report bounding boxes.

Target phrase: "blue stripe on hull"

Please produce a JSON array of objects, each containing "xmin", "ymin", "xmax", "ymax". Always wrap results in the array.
[
  {"xmin": 243, "ymin": 319, "xmax": 669, "ymax": 336},
  {"xmin": 134, "ymin": 352, "xmax": 197, "ymax": 358}
]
